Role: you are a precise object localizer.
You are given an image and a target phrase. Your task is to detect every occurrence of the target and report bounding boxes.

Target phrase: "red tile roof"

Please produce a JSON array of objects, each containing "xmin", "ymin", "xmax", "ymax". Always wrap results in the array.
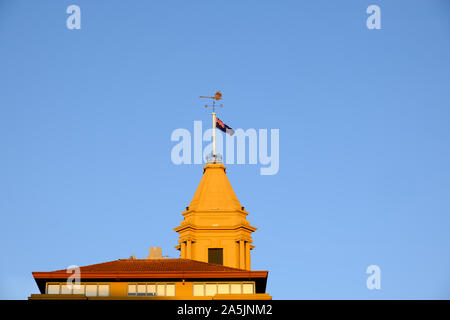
[
  {"xmin": 32, "ymin": 258, "xmax": 268, "ymax": 280},
  {"xmin": 51, "ymin": 259, "xmax": 247, "ymax": 273}
]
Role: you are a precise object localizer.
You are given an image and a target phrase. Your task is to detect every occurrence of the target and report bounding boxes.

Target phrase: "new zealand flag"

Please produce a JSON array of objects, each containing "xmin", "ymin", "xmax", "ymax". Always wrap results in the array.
[{"xmin": 216, "ymin": 117, "xmax": 235, "ymax": 136}]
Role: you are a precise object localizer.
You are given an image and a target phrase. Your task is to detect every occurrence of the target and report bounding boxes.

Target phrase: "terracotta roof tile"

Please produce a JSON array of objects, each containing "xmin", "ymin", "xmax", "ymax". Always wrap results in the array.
[{"xmin": 49, "ymin": 259, "xmax": 246, "ymax": 273}]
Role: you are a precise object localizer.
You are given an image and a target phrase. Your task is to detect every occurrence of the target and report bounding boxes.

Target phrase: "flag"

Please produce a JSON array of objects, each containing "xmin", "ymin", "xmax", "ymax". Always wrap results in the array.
[{"xmin": 216, "ymin": 117, "xmax": 235, "ymax": 136}]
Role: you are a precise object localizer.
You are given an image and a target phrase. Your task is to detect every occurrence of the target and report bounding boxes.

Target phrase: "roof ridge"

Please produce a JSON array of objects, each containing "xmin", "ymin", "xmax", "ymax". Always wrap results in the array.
[
  {"xmin": 52, "ymin": 259, "xmax": 121, "ymax": 272},
  {"xmin": 118, "ymin": 258, "xmax": 180, "ymax": 261}
]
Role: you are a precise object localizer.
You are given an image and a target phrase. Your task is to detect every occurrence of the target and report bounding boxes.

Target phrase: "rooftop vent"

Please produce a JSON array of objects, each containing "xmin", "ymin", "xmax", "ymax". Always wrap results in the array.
[{"xmin": 147, "ymin": 247, "xmax": 163, "ymax": 259}]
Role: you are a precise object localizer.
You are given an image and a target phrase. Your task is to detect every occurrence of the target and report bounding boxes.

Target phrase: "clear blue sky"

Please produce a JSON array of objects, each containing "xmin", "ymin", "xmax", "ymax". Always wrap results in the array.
[{"xmin": 1, "ymin": 0, "xmax": 450, "ymax": 299}]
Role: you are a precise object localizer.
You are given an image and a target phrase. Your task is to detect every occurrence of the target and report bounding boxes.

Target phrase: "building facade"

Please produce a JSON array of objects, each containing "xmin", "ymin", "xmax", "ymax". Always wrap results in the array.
[{"xmin": 30, "ymin": 159, "xmax": 270, "ymax": 300}]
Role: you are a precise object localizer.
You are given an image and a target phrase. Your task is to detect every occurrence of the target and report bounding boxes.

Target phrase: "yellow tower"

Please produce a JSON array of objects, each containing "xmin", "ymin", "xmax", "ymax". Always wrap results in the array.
[
  {"xmin": 175, "ymin": 91, "xmax": 257, "ymax": 270},
  {"xmin": 174, "ymin": 159, "xmax": 256, "ymax": 270}
]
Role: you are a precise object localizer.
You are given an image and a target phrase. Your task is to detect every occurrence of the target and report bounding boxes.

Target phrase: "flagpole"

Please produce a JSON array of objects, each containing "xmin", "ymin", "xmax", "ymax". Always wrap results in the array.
[
  {"xmin": 213, "ymin": 110, "xmax": 216, "ymax": 157},
  {"xmin": 212, "ymin": 99, "xmax": 217, "ymax": 157},
  {"xmin": 200, "ymin": 91, "xmax": 222, "ymax": 161}
]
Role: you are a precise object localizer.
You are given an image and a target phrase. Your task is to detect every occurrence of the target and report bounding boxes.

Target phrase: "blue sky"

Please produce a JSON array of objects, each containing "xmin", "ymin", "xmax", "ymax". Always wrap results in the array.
[{"xmin": 1, "ymin": 0, "xmax": 450, "ymax": 299}]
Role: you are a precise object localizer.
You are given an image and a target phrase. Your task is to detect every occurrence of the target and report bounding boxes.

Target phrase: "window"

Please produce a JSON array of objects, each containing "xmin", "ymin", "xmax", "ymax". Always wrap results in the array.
[
  {"xmin": 193, "ymin": 284, "xmax": 204, "ymax": 296},
  {"xmin": 85, "ymin": 285, "xmax": 97, "ymax": 297},
  {"xmin": 47, "ymin": 284, "xmax": 60, "ymax": 294},
  {"xmin": 230, "ymin": 283, "xmax": 241, "ymax": 294},
  {"xmin": 73, "ymin": 284, "xmax": 85, "ymax": 295},
  {"xmin": 128, "ymin": 284, "xmax": 137, "ymax": 296},
  {"xmin": 243, "ymin": 284, "xmax": 254, "ymax": 294},
  {"xmin": 192, "ymin": 282, "xmax": 255, "ymax": 296},
  {"xmin": 61, "ymin": 285, "xmax": 72, "ymax": 294},
  {"xmin": 217, "ymin": 284, "xmax": 229, "ymax": 294},
  {"xmin": 205, "ymin": 284, "xmax": 217, "ymax": 296},
  {"xmin": 45, "ymin": 283, "xmax": 109, "ymax": 297},
  {"xmin": 156, "ymin": 284, "xmax": 165, "ymax": 296},
  {"xmin": 127, "ymin": 283, "xmax": 176, "ymax": 297},
  {"xmin": 208, "ymin": 248, "xmax": 223, "ymax": 265},
  {"xmin": 137, "ymin": 284, "xmax": 146, "ymax": 296},
  {"xmin": 147, "ymin": 284, "xmax": 156, "ymax": 296},
  {"xmin": 98, "ymin": 285, "xmax": 110, "ymax": 297},
  {"xmin": 166, "ymin": 284, "xmax": 175, "ymax": 296}
]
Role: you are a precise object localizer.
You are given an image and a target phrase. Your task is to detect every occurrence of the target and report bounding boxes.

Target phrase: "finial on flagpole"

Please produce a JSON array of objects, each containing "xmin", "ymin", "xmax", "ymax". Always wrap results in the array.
[{"xmin": 200, "ymin": 91, "xmax": 223, "ymax": 162}]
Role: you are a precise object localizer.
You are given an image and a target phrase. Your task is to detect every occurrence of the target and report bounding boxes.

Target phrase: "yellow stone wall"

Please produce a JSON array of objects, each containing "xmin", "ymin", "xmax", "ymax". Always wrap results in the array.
[
  {"xmin": 175, "ymin": 281, "xmax": 193, "ymax": 296},
  {"xmin": 110, "ymin": 282, "xmax": 128, "ymax": 297}
]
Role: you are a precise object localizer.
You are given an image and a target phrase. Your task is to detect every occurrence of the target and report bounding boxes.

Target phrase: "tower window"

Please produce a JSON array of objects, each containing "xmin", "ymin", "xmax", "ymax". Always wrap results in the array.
[{"xmin": 208, "ymin": 248, "xmax": 223, "ymax": 265}]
